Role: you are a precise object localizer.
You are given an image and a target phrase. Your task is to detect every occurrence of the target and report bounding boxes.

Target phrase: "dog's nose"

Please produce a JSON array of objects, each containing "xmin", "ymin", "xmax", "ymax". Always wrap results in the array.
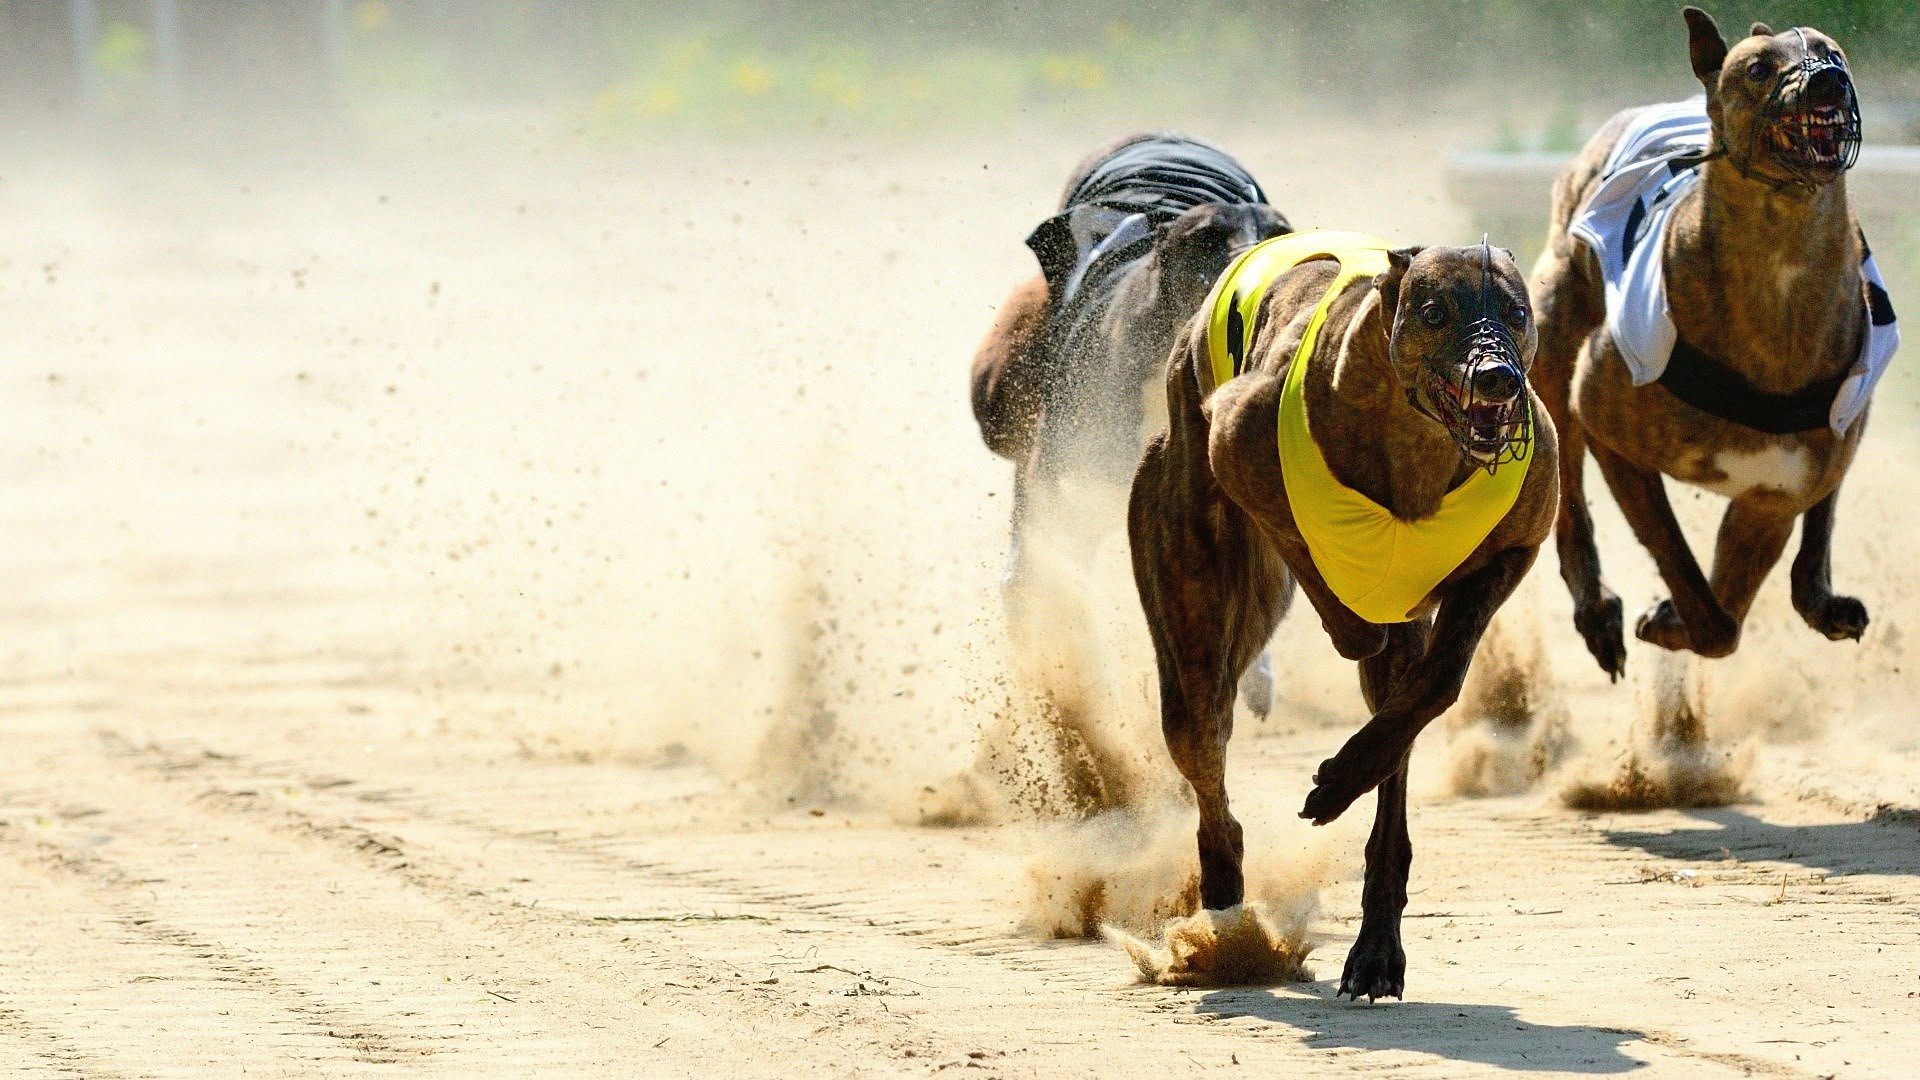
[
  {"xmin": 1805, "ymin": 65, "xmax": 1852, "ymax": 110},
  {"xmin": 1471, "ymin": 363, "xmax": 1523, "ymax": 403}
]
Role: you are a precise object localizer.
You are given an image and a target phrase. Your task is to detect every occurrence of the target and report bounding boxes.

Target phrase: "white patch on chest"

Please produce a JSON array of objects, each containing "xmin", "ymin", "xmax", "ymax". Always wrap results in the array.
[{"xmin": 1693, "ymin": 445, "xmax": 1815, "ymax": 499}]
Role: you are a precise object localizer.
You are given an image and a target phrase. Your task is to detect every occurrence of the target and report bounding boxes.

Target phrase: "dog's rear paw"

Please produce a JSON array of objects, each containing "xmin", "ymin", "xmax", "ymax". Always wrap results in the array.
[
  {"xmin": 1634, "ymin": 599, "xmax": 1688, "ymax": 651},
  {"xmin": 1338, "ymin": 929, "xmax": 1405, "ymax": 1002},
  {"xmin": 1637, "ymin": 599, "xmax": 1738, "ymax": 658},
  {"xmin": 1574, "ymin": 594, "xmax": 1627, "ymax": 681},
  {"xmin": 1802, "ymin": 593, "xmax": 1868, "ymax": 641}
]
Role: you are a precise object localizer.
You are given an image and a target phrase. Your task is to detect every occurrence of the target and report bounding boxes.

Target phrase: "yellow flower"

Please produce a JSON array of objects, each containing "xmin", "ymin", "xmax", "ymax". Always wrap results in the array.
[
  {"xmin": 643, "ymin": 85, "xmax": 683, "ymax": 117},
  {"xmin": 95, "ymin": 21, "xmax": 149, "ymax": 75},
  {"xmin": 730, "ymin": 58, "xmax": 773, "ymax": 96},
  {"xmin": 810, "ymin": 68, "xmax": 863, "ymax": 110},
  {"xmin": 1040, "ymin": 53, "xmax": 1107, "ymax": 91},
  {"xmin": 662, "ymin": 35, "xmax": 711, "ymax": 76},
  {"xmin": 353, "ymin": 0, "xmax": 390, "ymax": 31}
]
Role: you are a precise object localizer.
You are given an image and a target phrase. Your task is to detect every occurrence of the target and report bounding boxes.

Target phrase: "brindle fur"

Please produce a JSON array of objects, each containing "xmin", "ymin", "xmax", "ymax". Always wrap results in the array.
[
  {"xmin": 1128, "ymin": 246, "xmax": 1558, "ymax": 999},
  {"xmin": 1533, "ymin": 8, "xmax": 1870, "ymax": 678},
  {"xmin": 972, "ymin": 138, "xmax": 1290, "ymax": 737}
]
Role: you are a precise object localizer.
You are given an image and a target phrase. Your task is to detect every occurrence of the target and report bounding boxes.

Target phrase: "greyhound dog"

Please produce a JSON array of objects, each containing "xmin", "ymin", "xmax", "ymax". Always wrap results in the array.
[
  {"xmin": 1532, "ymin": 8, "xmax": 1897, "ymax": 677},
  {"xmin": 971, "ymin": 134, "xmax": 1289, "ymax": 808},
  {"xmin": 1129, "ymin": 232, "xmax": 1557, "ymax": 999}
]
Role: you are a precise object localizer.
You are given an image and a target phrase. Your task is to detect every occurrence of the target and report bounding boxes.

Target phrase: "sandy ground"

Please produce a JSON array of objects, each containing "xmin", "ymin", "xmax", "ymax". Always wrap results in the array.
[{"xmin": 3, "ymin": 117, "xmax": 1920, "ymax": 1077}]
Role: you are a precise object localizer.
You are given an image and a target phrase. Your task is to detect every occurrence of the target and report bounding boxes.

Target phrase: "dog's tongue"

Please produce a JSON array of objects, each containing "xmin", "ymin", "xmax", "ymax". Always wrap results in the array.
[{"xmin": 1466, "ymin": 403, "xmax": 1515, "ymax": 448}]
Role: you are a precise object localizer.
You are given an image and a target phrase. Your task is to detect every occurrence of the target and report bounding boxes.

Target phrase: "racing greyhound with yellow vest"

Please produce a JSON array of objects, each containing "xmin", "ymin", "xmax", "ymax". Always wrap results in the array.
[{"xmin": 1128, "ymin": 231, "xmax": 1558, "ymax": 1000}]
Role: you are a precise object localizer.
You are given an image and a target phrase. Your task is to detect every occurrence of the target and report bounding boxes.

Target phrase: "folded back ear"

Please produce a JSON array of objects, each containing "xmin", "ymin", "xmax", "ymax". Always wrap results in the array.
[
  {"xmin": 1749, "ymin": 21, "xmax": 1774, "ymax": 37},
  {"xmin": 1683, "ymin": 7, "xmax": 1729, "ymax": 89},
  {"xmin": 1376, "ymin": 246, "xmax": 1422, "ymax": 321}
]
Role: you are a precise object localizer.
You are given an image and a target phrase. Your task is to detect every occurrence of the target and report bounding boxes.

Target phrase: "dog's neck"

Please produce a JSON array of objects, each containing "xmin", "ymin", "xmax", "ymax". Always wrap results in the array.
[
  {"xmin": 1666, "ymin": 158, "xmax": 1863, "ymax": 393},
  {"xmin": 1305, "ymin": 290, "xmax": 1473, "ymax": 522}
]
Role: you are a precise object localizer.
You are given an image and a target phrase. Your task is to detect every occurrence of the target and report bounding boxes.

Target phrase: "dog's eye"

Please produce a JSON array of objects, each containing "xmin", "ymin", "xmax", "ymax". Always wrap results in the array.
[
  {"xmin": 1505, "ymin": 306, "xmax": 1529, "ymax": 329},
  {"xmin": 1418, "ymin": 302, "xmax": 1447, "ymax": 328},
  {"xmin": 1747, "ymin": 58, "xmax": 1776, "ymax": 81}
]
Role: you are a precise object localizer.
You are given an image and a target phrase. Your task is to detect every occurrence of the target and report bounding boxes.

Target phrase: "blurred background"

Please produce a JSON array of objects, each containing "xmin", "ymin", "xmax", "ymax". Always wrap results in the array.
[{"xmin": 3, "ymin": 1, "xmax": 1918, "ymax": 143}]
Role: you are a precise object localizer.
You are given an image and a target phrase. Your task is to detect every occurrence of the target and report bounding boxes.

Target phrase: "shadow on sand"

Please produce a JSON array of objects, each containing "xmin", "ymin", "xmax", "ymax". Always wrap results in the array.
[
  {"xmin": 1599, "ymin": 807, "xmax": 1920, "ymax": 879},
  {"xmin": 1194, "ymin": 986, "xmax": 1647, "ymax": 1073}
]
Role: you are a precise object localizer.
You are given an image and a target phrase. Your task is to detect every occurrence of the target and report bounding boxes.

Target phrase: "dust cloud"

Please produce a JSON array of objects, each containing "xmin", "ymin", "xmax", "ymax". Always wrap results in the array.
[{"xmin": 1020, "ymin": 806, "xmax": 1338, "ymax": 986}]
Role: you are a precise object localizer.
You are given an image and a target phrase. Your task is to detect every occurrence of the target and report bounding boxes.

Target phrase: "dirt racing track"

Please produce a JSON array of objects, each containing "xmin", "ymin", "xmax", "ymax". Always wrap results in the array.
[{"xmin": 2, "ymin": 123, "xmax": 1919, "ymax": 1077}]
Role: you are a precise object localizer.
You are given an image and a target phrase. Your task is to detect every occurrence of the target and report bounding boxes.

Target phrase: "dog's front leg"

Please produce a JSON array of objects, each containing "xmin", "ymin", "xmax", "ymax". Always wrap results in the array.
[
  {"xmin": 1335, "ymin": 619, "xmax": 1427, "ymax": 1001},
  {"xmin": 1791, "ymin": 490, "xmax": 1869, "ymax": 641},
  {"xmin": 1300, "ymin": 546, "xmax": 1537, "ymax": 825},
  {"xmin": 1588, "ymin": 442, "xmax": 1740, "ymax": 657},
  {"xmin": 1342, "ymin": 753, "xmax": 1411, "ymax": 1001}
]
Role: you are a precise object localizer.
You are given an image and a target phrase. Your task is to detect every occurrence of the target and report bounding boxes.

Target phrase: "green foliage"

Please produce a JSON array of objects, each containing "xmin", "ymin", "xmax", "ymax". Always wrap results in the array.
[
  {"xmin": 571, "ymin": 16, "xmax": 1298, "ymax": 136},
  {"xmin": 332, "ymin": 0, "xmax": 1920, "ymax": 135},
  {"xmin": 94, "ymin": 21, "xmax": 150, "ymax": 78}
]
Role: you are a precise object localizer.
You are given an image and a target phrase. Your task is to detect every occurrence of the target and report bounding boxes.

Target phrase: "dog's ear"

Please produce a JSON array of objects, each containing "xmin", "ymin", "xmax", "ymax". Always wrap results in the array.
[
  {"xmin": 1683, "ymin": 7, "xmax": 1729, "ymax": 88},
  {"xmin": 1749, "ymin": 21, "xmax": 1774, "ymax": 38},
  {"xmin": 1376, "ymin": 246, "xmax": 1422, "ymax": 318}
]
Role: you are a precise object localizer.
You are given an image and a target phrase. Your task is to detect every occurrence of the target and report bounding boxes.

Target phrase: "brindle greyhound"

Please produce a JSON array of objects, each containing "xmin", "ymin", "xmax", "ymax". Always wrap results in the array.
[
  {"xmin": 1129, "ymin": 233, "xmax": 1557, "ymax": 999},
  {"xmin": 974, "ymin": 134, "xmax": 1290, "ymax": 763},
  {"xmin": 1533, "ymin": 9, "xmax": 1889, "ymax": 677}
]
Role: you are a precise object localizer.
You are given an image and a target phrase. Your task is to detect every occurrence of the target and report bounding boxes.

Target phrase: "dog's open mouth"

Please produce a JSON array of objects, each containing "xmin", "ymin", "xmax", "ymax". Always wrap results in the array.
[
  {"xmin": 1753, "ymin": 40, "xmax": 1862, "ymax": 186},
  {"xmin": 1767, "ymin": 104, "xmax": 1857, "ymax": 174},
  {"xmin": 1421, "ymin": 370, "xmax": 1529, "ymax": 469},
  {"xmin": 1465, "ymin": 401, "xmax": 1518, "ymax": 457}
]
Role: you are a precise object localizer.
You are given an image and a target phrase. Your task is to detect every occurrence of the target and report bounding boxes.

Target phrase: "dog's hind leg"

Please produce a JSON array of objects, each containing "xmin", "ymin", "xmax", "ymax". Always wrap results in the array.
[
  {"xmin": 1129, "ymin": 346, "xmax": 1287, "ymax": 908},
  {"xmin": 1552, "ymin": 392, "xmax": 1627, "ymax": 678},
  {"xmin": 1703, "ymin": 494, "xmax": 1797, "ymax": 628},
  {"xmin": 1792, "ymin": 490, "xmax": 1869, "ymax": 641},
  {"xmin": 1130, "ymin": 436, "xmax": 1274, "ymax": 907},
  {"xmin": 971, "ymin": 274, "xmax": 1051, "ymax": 463},
  {"xmin": 1530, "ymin": 221, "xmax": 1621, "ymax": 677},
  {"xmin": 1588, "ymin": 443, "xmax": 1740, "ymax": 658},
  {"xmin": 1533, "ymin": 328, "xmax": 1623, "ymax": 678}
]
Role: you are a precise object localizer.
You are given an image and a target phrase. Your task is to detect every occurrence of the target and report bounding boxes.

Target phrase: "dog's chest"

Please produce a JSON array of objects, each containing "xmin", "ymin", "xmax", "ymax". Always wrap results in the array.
[{"xmin": 1678, "ymin": 444, "xmax": 1815, "ymax": 499}]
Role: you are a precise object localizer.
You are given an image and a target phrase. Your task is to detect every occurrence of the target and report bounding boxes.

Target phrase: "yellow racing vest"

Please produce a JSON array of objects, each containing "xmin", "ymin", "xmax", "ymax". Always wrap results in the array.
[{"xmin": 1202, "ymin": 231, "xmax": 1532, "ymax": 624}]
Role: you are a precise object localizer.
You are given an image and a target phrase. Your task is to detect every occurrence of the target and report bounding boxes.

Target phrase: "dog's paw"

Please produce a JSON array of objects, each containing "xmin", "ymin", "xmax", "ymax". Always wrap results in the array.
[
  {"xmin": 1338, "ymin": 929, "xmax": 1405, "ymax": 1002},
  {"xmin": 1802, "ymin": 593, "xmax": 1868, "ymax": 642},
  {"xmin": 1638, "ymin": 599, "xmax": 1738, "ymax": 658},
  {"xmin": 1574, "ymin": 594, "xmax": 1627, "ymax": 682},
  {"xmin": 1300, "ymin": 748, "xmax": 1387, "ymax": 826},
  {"xmin": 1634, "ymin": 599, "xmax": 1688, "ymax": 651}
]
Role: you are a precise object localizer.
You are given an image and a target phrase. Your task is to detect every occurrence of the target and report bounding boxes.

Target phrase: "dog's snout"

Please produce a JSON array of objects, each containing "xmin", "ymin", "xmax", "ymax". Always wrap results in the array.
[
  {"xmin": 1471, "ymin": 363, "xmax": 1523, "ymax": 403},
  {"xmin": 1804, "ymin": 65, "xmax": 1852, "ymax": 109}
]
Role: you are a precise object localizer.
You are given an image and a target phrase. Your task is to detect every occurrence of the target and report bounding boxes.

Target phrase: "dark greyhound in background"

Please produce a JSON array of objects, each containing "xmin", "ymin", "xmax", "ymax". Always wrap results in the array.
[{"xmin": 970, "ymin": 133, "xmax": 1290, "ymax": 810}]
